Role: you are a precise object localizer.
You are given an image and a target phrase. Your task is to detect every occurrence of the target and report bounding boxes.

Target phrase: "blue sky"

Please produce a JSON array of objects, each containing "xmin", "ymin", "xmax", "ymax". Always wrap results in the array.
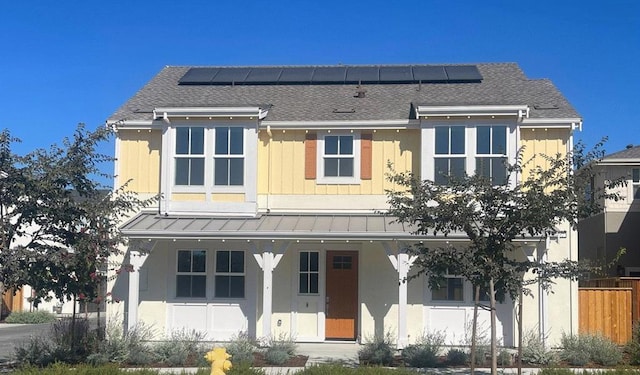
[{"xmin": 1, "ymin": 1, "xmax": 638, "ymax": 175}]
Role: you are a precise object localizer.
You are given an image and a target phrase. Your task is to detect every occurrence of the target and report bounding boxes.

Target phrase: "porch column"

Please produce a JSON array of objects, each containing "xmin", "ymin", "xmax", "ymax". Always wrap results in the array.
[
  {"xmin": 127, "ymin": 249, "xmax": 149, "ymax": 332},
  {"xmin": 253, "ymin": 241, "xmax": 287, "ymax": 339},
  {"xmin": 383, "ymin": 241, "xmax": 417, "ymax": 349}
]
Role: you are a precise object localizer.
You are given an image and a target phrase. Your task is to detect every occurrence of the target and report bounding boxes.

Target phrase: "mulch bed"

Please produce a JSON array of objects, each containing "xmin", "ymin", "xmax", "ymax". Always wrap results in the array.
[{"xmin": 252, "ymin": 352, "xmax": 308, "ymax": 367}]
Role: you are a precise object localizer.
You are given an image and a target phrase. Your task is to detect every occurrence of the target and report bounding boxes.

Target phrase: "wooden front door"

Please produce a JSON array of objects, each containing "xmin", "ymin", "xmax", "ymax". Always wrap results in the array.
[{"xmin": 325, "ymin": 251, "xmax": 358, "ymax": 340}]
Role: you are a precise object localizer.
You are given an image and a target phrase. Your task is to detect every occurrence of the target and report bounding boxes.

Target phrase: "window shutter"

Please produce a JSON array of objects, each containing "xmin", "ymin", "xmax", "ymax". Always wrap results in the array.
[
  {"xmin": 361, "ymin": 133, "xmax": 373, "ymax": 180},
  {"xmin": 305, "ymin": 133, "xmax": 317, "ymax": 179}
]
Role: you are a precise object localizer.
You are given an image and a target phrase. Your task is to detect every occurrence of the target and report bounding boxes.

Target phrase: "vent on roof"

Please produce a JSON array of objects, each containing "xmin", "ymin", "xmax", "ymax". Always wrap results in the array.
[
  {"xmin": 533, "ymin": 104, "xmax": 560, "ymax": 110},
  {"xmin": 178, "ymin": 65, "xmax": 483, "ymax": 85}
]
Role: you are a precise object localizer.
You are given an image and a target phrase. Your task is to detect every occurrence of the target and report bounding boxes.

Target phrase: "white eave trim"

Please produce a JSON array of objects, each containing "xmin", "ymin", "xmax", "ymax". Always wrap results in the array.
[
  {"xmin": 520, "ymin": 118, "xmax": 583, "ymax": 131},
  {"xmin": 597, "ymin": 159, "xmax": 640, "ymax": 166},
  {"xmin": 106, "ymin": 119, "xmax": 156, "ymax": 130},
  {"xmin": 261, "ymin": 119, "xmax": 420, "ymax": 130},
  {"xmin": 415, "ymin": 105, "xmax": 530, "ymax": 120},
  {"xmin": 153, "ymin": 106, "xmax": 268, "ymax": 122}
]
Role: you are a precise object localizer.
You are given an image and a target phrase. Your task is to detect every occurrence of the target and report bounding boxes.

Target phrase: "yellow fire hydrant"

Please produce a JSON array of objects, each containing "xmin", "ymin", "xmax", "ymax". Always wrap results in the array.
[{"xmin": 204, "ymin": 347, "xmax": 233, "ymax": 375}]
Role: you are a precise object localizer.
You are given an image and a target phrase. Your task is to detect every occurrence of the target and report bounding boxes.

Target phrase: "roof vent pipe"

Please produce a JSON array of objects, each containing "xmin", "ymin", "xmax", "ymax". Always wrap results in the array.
[
  {"xmin": 627, "ymin": 144, "xmax": 634, "ymax": 149},
  {"xmin": 355, "ymin": 86, "xmax": 366, "ymax": 98}
]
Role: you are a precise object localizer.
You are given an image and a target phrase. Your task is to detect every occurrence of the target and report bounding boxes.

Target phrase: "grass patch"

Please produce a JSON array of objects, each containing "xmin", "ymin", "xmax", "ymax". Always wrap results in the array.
[{"xmin": 5, "ymin": 310, "xmax": 57, "ymax": 324}]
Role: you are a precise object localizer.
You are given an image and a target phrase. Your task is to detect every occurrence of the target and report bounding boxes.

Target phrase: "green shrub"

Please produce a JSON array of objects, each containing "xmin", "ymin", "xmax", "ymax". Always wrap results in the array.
[
  {"xmin": 299, "ymin": 364, "xmax": 415, "ymax": 375},
  {"xmin": 227, "ymin": 362, "xmax": 266, "ymax": 375},
  {"xmin": 153, "ymin": 327, "xmax": 207, "ymax": 366},
  {"xmin": 5, "ymin": 310, "xmax": 57, "ymax": 324},
  {"xmin": 262, "ymin": 333, "xmax": 297, "ymax": 365},
  {"xmin": 358, "ymin": 333, "xmax": 395, "ymax": 366},
  {"xmin": 13, "ymin": 336, "xmax": 56, "ymax": 366},
  {"xmin": 560, "ymin": 332, "xmax": 622, "ymax": 366},
  {"xmin": 401, "ymin": 330, "xmax": 445, "ymax": 367},
  {"xmin": 537, "ymin": 369, "xmax": 577, "ymax": 375},
  {"xmin": 521, "ymin": 329, "xmax": 556, "ymax": 365},
  {"xmin": 497, "ymin": 349, "xmax": 513, "ymax": 366},
  {"xmin": 226, "ymin": 331, "xmax": 258, "ymax": 365},
  {"xmin": 264, "ymin": 348, "xmax": 290, "ymax": 365},
  {"xmin": 91, "ymin": 318, "xmax": 155, "ymax": 365},
  {"xmin": 445, "ymin": 348, "xmax": 468, "ymax": 365}
]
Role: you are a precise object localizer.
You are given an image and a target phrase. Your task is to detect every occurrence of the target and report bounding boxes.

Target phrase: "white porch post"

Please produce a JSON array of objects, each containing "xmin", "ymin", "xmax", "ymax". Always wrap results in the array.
[
  {"xmin": 253, "ymin": 241, "xmax": 287, "ymax": 339},
  {"xmin": 382, "ymin": 241, "xmax": 417, "ymax": 349},
  {"xmin": 127, "ymin": 249, "xmax": 149, "ymax": 332}
]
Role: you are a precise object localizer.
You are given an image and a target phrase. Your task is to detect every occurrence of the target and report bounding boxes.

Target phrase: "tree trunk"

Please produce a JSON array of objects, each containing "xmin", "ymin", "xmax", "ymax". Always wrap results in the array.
[
  {"xmin": 490, "ymin": 278, "xmax": 497, "ymax": 375},
  {"xmin": 470, "ymin": 285, "xmax": 480, "ymax": 375},
  {"xmin": 517, "ymin": 289, "xmax": 523, "ymax": 375}
]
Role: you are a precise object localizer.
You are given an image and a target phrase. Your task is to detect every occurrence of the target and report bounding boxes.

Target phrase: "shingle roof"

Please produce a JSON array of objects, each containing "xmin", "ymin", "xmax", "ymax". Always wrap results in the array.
[
  {"xmin": 108, "ymin": 63, "xmax": 580, "ymax": 123},
  {"xmin": 602, "ymin": 145, "xmax": 640, "ymax": 161}
]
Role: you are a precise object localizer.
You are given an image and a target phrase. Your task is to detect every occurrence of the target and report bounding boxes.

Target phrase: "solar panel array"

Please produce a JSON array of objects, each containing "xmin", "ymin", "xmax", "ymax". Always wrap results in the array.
[{"xmin": 179, "ymin": 65, "xmax": 482, "ymax": 85}]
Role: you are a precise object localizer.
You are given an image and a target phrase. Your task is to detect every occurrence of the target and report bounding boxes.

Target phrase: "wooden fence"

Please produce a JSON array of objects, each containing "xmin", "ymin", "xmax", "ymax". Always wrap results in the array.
[
  {"xmin": 579, "ymin": 287, "xmax": 632, "ymax": 344},
  {"xmin": 1, "ymin": 288, "xmax": 23, "ymax": 318}
]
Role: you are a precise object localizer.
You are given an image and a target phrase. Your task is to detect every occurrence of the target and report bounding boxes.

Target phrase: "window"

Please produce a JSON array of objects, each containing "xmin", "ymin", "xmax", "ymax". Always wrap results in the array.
[
  {"xmin": 434, "ymin": 126, "xmax": 466, "ymax": 184},
  {"xmin": 324, "ymin": 135, "xmax": 354, "ymax": 177},
  {"xmin": 633, "ymin": 169, "xmax": 640, "ymax": 199},
  {"xmin": 332, "ymin": 255, "xmax": 353, "ymax": 269},
  {"xmin": 299, "ymin": 251, "xmax": 319, "ymax": 294},
  {"xmin": 175, "ymin": 127, "xmax": 205, "ymax": 186},
  {"xmin": 176, "ymin": 250, "xmax": 206, "ymax": 298},
  {"xmin": 431, "ymin": 277, "xmax": 464, "ymax": 301},
  {"xmin": 476, "ymin": 126, "xmax": 507, "ymax": 185},
  {"xmin": 215, "ymin": 251, "xmax": 245, "ymax": 298},
  {"xmin": 214, "ymin": 127, "xmax": 244, "ymax": 186}
]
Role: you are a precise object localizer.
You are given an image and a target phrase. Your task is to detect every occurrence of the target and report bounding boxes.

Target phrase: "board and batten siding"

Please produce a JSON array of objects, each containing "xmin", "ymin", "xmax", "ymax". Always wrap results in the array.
[
  {"xmin": 116, "ymin": 129, "xmax": 161, "ymax": 194},
  {"xmin": 519, "ymin": 128, "xmax": 570, "ymax": 174},
  {"xmin": 257, "ymin": 129, "xmax": 420, "ymax": 195}
]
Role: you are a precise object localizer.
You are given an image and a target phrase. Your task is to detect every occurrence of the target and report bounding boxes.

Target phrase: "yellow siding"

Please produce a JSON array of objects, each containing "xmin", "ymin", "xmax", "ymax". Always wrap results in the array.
[
  {"xmin": 519, "ymin": 128, "xmax": 569, "ymax": 175},
  {"xmin": 117, "ymin": 130, "xmax": 161, "ymax": 194},
  {"xmin": 172, "ymin": 193, "xmax": 206, "ymax": 201},
  {"xmin": 257, "ymin": 129, "xmax": 420, "ymax": 195},
  {"xmin": 211, "ymin": 193, "xmax": 246, "ymax": 202}
]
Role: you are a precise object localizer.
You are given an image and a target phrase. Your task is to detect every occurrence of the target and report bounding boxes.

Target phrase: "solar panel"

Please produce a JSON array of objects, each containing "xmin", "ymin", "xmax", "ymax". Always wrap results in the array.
[
  {"xmin": 379, "ymin": 66, "xmax": 413, "ymax": 82},
  {"xmin": 412, "ymin": 66, "xmax": 448, "ymax": 82},
  {"xmin": 444, "ymin": 65, "xmax": 482, "ymax": 82},
  {"xmin": 278, "ymin": 67, "xmax": 315, "ymax": 83},
  {"xmin": 311, "ymin": 67, "xmax": 347, "ymax": 83},
  {"xmin": 178, "ymin": 68, "xmax": 219, "ymax": 84},
  {"xmin": 210, "ymin": 68, "xmax": 251, "ymax": 84},
  {"xmin": 345, "ymin": 67, "xmax": 379, "ymax": 83},
  {"xmin": 244, "ymin": 68, "xmax": 283, "ymax": 83}
]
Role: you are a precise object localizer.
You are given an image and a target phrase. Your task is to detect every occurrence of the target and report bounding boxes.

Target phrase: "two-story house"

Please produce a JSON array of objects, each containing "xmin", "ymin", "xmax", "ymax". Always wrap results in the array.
[
  {"xmin": 579, "ymin": 145, "xmax": 640, "ymax": 276},
  {"xmin": 107, "ymin": 63, "xmax": 582, "ymax": 348}
]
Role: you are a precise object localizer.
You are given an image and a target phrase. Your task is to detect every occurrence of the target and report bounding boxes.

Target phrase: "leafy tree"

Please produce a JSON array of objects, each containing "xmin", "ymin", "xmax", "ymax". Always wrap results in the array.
[
  {"xmin": 0, "ymin": 124, "xmax": 153, "ymax": 321},
  {"xmin": 386, "ymin": 140, "xmax": 621, "ymax": 375}
]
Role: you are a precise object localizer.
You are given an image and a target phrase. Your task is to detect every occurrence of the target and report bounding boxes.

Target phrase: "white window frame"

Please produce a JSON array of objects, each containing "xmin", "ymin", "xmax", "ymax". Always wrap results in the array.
[
  {"xmin": 298, "ymin": 251, "xmax": 320, "ymax": 295},
  {"xmin": 475, "ymin": 125, "xmax": 508, "ymax": 185},
  {"xmin": 214, "ymin": 250, "xmax": 246, "ymax": 299},
  {"xmin": 434, "ymin": 126, "xmax": 466, "ymax": 185},
  {"xmin": 317, "ymin": 131, "xmax": 361, "ymax": 184},
  {"xmin": 174, "ymin": 126, "xmax": 206, "ymax": 187},
  {"xmin": 213, "ymin": 126, "xmax": 245, "ymax": 187},
  {"xmin": 632, "ymin": 168, "xmax": 640, "ymax": 200},
  {"xmin": 420, "ymin": 121, "xmax": 517, "ymax": 185},
  {"xmin": 175, "ymin": 249, "xmax": 207, "ymax": 299},
  {"xmin": 431, "ymin": 275, "xmax": 464, "ymax": 302}
]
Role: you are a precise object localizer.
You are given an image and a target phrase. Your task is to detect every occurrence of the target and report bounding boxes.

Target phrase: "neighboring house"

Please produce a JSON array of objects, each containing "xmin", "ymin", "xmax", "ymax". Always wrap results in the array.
[
  {"xmin": 579, "ymin": 145, "xmax": 640, "ymax": 276},
  {"xmin": 107, "ymin": 63, "xmax": 582, "ymax": 347}
]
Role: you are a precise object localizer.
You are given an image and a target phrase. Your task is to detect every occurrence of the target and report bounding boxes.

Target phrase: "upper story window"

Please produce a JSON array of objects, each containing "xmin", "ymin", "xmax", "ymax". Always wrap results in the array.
[
  {"xmin": 214, "ymin": 127, "xmax": 244, "ymax": 186},
  {"xmin": 316, "ymin": 132, "xmax": 361, "ymax": 184},
  {"xmin": 475, "ymin": 126, "xmax": 508, "ymax": 185},
  {"xmin": 633, "ymin": 169, "xmax": 640, "ymax": 199},
  {"xmin": 176, "ymin": 250, "xmax": 207, "ymax": 298},
  {"xmin": 175, "ymin": 127, "xmax": 205, "ymax": 186},
  {"xmin": 299, "ymin": 251, "xmax": 319, "ymax": 294},
  {"xmin": 434, "ymin": 126, "xmax": 466, "ymax": 185}
]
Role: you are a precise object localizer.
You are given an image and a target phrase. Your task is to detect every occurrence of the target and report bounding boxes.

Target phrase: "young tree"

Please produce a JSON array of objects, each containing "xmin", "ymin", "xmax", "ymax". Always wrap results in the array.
[
  {"xmin": 0, "ymin": 125, "xmax": 153, "ymax": 322},
  {"xmin": 386, "ymin": 141, "xmax": 620, "ymax": 375}
]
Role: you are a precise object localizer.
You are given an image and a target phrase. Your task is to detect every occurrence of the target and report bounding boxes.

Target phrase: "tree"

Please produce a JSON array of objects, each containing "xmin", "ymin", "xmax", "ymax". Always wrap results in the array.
[
  {"xmin": 0, "ymin": 124, "xmax": 153, "ymax": 321},
  {"xmin": 386, "ymin": 140, "xmax": 621, "ymax": 375}
]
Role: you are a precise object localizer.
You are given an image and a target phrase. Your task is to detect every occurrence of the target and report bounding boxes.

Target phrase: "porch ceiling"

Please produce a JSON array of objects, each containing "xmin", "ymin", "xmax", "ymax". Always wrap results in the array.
[{"xmin": 120, "ymin": 212, "xmax": 469, "ymax": 241}]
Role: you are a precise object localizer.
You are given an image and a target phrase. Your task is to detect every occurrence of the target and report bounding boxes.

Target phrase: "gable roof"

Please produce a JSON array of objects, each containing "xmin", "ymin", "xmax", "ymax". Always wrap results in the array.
[{"xmin": 108, "ymin": 63, "xmax": 580, "ymax": 124}]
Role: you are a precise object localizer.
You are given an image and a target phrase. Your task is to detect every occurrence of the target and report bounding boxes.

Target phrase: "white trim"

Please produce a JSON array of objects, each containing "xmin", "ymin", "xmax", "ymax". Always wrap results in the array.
[
  {"xmin": 416, "ymin": 105, "xmax": 529, "ymax": 120},
  {"xmin": 316, "ymin": 131, "xmax": 361, "ymax": 185},
  {"xmin": 153, "ymin": 106, "xmax": 265, "ymax": 121},
  {"xmin": 520, "ymin": 118, "xmax": 582, "ymax": 130}
]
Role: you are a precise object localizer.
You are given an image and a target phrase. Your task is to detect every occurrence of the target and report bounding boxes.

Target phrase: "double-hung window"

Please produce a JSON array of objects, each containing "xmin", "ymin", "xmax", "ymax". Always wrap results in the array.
[
  {"xmin": 214, "ymin": 127, "xmax": 244, "ymax": 186},
  {"xmin": 215, "ymin": 250, "xmax": 245, "ymax": 298},
  {"xmin": 431, "ymin": 276, "xmax": 464, "ymax": 301},
  {"xmin": 299, "ymin": 251, "xmax": 319, "ymax": 294},
  {"xmin": 175, "ymin": 127, "xmax": 205, "ymax": 186},
  {"xmin": 434, "ymin": 126, "xmax": 465, "ymax": 185},
  {"xmin": 176, "ymin": 250, "xmax": 206, "ymax": 298},
  {"xmin": 476, "ymin": 126, "xmax": 507, "ymax": 185},
  {"xmin": 633, "ymin": 169, "xmax": 640, "ymax": 200},
  {"xmin": 324, "ymin": 135, "xmax": 354, "ymax": 178}
]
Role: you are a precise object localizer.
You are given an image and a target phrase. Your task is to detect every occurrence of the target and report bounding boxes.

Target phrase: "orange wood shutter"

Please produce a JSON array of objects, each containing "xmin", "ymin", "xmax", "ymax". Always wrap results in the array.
[
  {"xmin": 305, "ymin": 133, "xmax": 317, "ymax": 179},
  {"xmin": 360, "ymin": 133, "xmax": 372, "ymax": 180}
]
